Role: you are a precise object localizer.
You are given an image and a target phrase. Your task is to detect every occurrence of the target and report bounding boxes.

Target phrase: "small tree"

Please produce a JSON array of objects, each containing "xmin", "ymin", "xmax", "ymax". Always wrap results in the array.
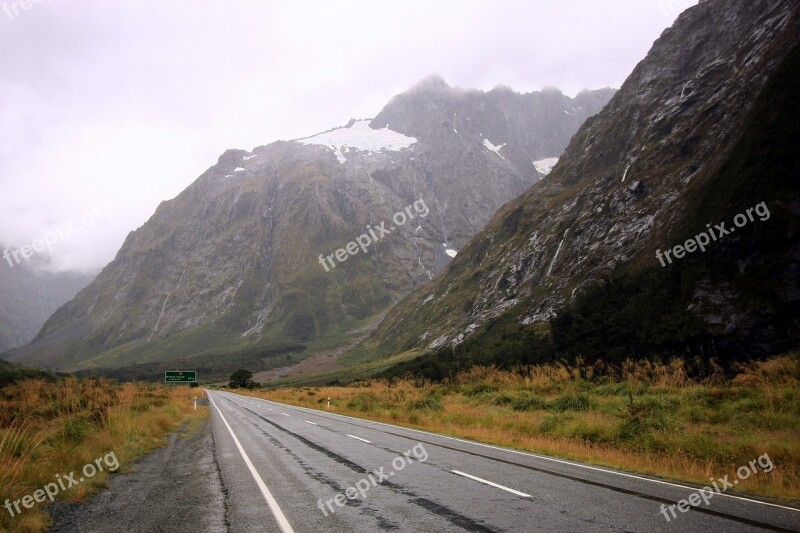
[{"xmin": 229, "ymin": 369, "xmax": 255, "ymax": 389}]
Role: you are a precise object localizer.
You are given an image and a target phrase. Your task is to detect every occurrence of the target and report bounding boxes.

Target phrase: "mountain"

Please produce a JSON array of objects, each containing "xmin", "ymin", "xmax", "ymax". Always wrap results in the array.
[
  {"xmin": 6, "ymin": 79, "xmax": 614, "ymax": 374},
  {"xmin": 373, "ymin": 0, "xmax": 800, "ymax": 373},
  {"xmin": 0, "ymin": 253, "xmax": 94, "ymax": 352}
]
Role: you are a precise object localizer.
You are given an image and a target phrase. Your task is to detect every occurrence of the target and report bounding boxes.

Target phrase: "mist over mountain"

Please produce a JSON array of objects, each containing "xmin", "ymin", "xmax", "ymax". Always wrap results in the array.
[
  {"xmin": 6, "ymin": 79, "xmax": 613, "ymax": 374},
  {"xmin": 0, "ymin": 252, "xmax": 94, "ymax": 352}
]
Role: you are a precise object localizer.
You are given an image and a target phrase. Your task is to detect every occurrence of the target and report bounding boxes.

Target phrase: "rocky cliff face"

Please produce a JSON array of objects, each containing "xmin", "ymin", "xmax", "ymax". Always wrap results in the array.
[
  {"xmin": 374, "ymin": 0, "xmax": 800, "ymax": 359},
  {"xmin": 9, "ymin": 79, "xmax": 613, "ymax": 371}
]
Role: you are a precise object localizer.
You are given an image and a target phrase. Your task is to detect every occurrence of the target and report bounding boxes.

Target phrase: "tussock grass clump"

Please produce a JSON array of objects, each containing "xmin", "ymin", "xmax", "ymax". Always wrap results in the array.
[
  {"xmin": 407, "ymin": 394, "xmax": 443, "ymax": 411},
  {"xmin": 465, "ymin": 384, "xmax": 499, "ymax": 396},
  {"xmin": 511, "ymin": 395, "xmax": 547, "ymax": 412},
  {"xmin": 345, "ymin": 392, "xmax": 382, "ymax": 412},
  {"xmin": 539, "ymin": 413, "xmax": 573, "ymax": 435},
  {"xmin": 550, "ymin": 392, "xmax": 596, "ymax": 412},
  {"xmin": 617, "ymin": 398, "xmax": 675, "ymax": 441},
  {"xmin": 492, "ymin": 393, "xmax": 515, "ymax": 406}
]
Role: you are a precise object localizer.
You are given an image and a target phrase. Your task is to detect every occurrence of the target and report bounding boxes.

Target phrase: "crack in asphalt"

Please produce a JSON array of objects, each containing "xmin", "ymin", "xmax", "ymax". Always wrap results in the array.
[{"xmin": 211, "ymin": 415, "xmax": 233, "ymax": 532}]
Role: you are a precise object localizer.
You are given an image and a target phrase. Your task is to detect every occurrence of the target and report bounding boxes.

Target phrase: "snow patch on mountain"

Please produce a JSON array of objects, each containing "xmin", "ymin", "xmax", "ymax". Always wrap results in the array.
[
  {"xmin": 533, "ymin": 157, "xmax": 559, "ymax": 176},
  {"xmin": 482, "ymin": 138, "xmax": 506, "ymax": 160},
  {"xmin": 295, "ymin": 120, "xmax": 417, "ymax": 164}
]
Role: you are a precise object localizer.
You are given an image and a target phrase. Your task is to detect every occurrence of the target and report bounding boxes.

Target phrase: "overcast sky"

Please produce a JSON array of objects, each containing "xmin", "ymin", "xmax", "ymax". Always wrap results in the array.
[{"xmin": 0, "ymin": 0, "xmax": 696, "ymax": 273}]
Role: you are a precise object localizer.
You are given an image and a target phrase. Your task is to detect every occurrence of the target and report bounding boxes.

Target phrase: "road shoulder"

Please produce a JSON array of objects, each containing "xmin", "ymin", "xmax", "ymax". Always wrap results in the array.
[{"xmin": 48, "ymin": 416, "xmax": 227, "ymax": 533}]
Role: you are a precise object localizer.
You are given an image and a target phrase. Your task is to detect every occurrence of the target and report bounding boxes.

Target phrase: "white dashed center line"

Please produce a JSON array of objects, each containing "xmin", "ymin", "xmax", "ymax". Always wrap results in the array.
[{"xmin": 451, "ymin": 470, "xmax": 531, "ymax": 498}]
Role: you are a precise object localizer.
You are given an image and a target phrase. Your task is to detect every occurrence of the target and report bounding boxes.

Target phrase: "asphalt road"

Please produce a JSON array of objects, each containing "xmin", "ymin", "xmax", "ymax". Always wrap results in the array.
[{"xmin": 206, "ymin": 390, "xmax": 800, "ymax": 533}]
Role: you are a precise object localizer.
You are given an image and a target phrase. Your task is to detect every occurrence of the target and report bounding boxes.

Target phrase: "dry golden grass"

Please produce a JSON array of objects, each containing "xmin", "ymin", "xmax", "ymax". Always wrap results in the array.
[
  {"xmin": 0, "ymin": 379, "xmax": 205, "ymax": 533},
  {"xmin": 239, "ymin": 355, "xmax": 800, "ymax": 502}
]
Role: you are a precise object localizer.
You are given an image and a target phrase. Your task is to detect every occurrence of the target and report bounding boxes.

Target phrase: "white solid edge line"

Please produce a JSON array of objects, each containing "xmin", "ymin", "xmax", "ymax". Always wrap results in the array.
[
  {"xmin": 231, "ymin": 393, "xmax": 800, "ymax": 513},
  {"xmin": 451, "ymin": 470, "xmax": 531, "ymax": 498},
  {"xmin": 305, "ymin": 420, "xmax": 318, "ymax": 425},
  {"xmin": 347, "ymin": 434, "xmax": 372, "ymax": 444},
  {"xmin": 208, "ymin": 393, "xmax": 295, "ymax": 533}
]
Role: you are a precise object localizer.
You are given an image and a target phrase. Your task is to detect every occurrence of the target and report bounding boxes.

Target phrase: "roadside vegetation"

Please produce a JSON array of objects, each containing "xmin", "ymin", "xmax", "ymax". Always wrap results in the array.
[
  {"xmin": 0, "ymin": 377, "xmax": 205, "ymax": 532},
  {"xmin": 228, "ymin": 369, "xmax": 260, "ymax": 389},
  {"xmin": 242, "ymin": 354, "xmax": 800, "ymax": 502}
]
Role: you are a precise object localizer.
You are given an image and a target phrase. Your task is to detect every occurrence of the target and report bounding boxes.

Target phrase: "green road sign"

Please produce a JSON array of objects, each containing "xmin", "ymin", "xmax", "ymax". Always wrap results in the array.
[{"xmin": 165, "ymin": 371, "xmax": 196, "ymax": 382}]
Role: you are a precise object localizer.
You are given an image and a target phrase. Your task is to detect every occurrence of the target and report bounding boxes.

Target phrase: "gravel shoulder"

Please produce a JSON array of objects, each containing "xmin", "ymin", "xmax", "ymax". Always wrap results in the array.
[{"xmin": 48, "ymin": 415, "xmax": 227, "ymax": 533}]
